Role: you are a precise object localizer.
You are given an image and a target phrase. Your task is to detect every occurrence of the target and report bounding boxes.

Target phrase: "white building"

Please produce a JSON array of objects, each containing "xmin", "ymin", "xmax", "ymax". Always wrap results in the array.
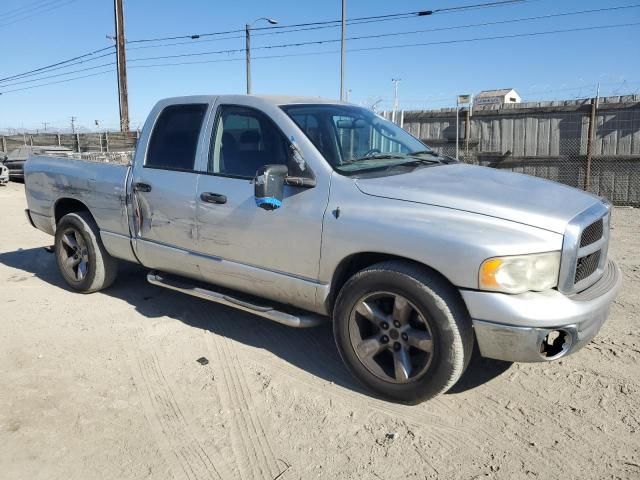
[{"xmin": 474, "ymin": 88, "xmax": 521, "ymax": 106}]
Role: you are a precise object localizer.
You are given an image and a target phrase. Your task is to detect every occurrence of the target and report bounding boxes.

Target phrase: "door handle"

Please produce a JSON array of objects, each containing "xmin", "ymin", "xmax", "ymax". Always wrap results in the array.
[
  {"xmin": 133, "ymin": 182, "xmax": 152, "ymax": 193},
  {"xmin": 200, "ymin": 192, "xmax": 227, "ymax": 204}
]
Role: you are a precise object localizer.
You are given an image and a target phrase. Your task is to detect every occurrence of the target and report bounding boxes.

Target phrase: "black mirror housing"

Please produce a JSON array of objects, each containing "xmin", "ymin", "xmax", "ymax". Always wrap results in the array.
[{"xmin": 254, "ymin": 164, "xmax": 288, "ymax": 210}]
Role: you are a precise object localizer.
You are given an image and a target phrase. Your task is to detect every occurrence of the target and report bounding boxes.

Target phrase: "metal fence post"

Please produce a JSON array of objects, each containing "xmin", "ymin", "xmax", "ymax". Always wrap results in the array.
[
  {"xmin": 1, "ymin": 136, "xmax": 6, "ymax": 153},
  {"xmin": 464, "ymin": 107, "xmax": 471, "ymax": 162},
  {"xmin": 57, "ymin": 133, "xmax": 61, "ymax": 146},
  {"xmin": 455, "ymin": 99, "xmax": 459, "ymax": 160},
  {"xmin": 105, "ymin": 131, "xmax": 110, "ymax": 152},
  {"xmin": 584, "ymin": 97, "xmax": 597, "ymax": 192},
  {"xmin": 76, "ymin": 133, "xmax": 81, "ymax": 153}
]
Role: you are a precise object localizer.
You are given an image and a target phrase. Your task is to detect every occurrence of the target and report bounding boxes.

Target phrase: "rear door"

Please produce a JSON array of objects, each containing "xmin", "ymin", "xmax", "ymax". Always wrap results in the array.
[{"xmin": 131, "ymin": 101, "xmax": 209, "ymax": 277}]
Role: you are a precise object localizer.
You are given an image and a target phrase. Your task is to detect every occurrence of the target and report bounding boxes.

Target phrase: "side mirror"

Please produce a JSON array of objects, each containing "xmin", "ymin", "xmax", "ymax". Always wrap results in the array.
[{"xmin": 254, "ymin": 164, "xmax": 288, "ymax": 210}]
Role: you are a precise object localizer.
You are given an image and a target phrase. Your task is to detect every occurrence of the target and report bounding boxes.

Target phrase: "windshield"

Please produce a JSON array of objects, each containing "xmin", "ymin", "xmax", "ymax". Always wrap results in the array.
[{"xmin": 281, "ymin": 104, "xmax": 435, "ymax": 174}]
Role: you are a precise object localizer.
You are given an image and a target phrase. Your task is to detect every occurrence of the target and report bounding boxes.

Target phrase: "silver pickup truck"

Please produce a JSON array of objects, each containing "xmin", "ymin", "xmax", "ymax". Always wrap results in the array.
[{"xmin": 24, "ymin": 95, "xmax": 621, "ymax": 403}]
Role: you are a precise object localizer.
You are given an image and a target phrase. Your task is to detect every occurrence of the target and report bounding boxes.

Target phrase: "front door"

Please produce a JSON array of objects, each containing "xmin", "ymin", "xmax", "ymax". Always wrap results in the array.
[
  {"xmin": 194, "ymin": 104, "xmax": 329, "ymax": 308},
  {"xmin": 131, "ymin": 102, "xmax": 208, "ymax": 278}
]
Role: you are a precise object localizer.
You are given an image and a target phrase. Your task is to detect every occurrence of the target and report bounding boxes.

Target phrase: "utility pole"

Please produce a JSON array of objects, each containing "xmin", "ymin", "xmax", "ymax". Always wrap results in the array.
[
  {"xmin": 70, "ymin": 116, "xmax": 77, "ymax": 134},
  {"xmin": 245, "ymin": 24, "xmax": 252, "ymax": 95},
  {"xmin": 391, "ymin": 78, "xmax": 401, "ymax": 123},
  {"xmin": 245, "ymin": 17, "xmax": 278, "ymax": 95},
  {"xmin": 42, "ymin": 122, "xmax": 49, "ymax": 131},
  {"xmin": 340, "ymin": 0, "xmax": 346, "ymax": 101},
  {"xmin": 114, "ymin": 0, "xmax": 130, "ymax": 132}
]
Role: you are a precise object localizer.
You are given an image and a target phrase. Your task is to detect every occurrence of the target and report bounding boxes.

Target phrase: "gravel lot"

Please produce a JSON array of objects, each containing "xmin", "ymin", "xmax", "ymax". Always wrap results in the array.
[{"xmin": 1, "ymin": 181, "xmax": 638, "ymax": 479}]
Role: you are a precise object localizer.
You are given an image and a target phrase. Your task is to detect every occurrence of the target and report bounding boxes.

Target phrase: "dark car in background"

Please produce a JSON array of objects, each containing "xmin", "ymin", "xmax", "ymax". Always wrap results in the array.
[{"xmin": 4, "ymin": 146, "xmax": 73, "ymax": 181}]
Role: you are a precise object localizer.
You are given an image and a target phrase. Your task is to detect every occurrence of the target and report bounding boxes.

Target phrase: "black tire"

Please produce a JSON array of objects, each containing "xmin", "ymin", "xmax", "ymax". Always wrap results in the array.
[
  {"xmin": 333, "ymin": 261, "xmax": 473, "ymax": 404},
  {"xmin": 54, "ymin": 211, "xmax": 118, "ymax": 293}
]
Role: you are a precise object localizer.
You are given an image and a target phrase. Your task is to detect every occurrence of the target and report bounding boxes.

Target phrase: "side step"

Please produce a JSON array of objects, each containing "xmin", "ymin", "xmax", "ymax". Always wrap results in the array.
[{"xmin": 147, "ymin": 271, "xmax": 326, "ymax": 328}]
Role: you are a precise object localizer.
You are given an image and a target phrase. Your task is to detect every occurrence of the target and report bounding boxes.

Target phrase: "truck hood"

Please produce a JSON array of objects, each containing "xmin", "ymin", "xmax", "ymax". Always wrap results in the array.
[{"xmin": 354, "ymin": 164, "xmax": 601, "ymax": 234}]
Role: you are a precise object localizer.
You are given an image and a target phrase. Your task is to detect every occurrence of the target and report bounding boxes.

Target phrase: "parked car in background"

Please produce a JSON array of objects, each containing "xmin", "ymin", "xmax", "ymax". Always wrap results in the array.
[
  {"xmin": 0, "ymin": 150, "xmax": 8, "ymax": 185},
  {"xmin": 5, "ymin": 146, "xmax": 72, "ymax": 181},
  {"xmin": 0, "ymin": 163, "xmax": 8, "ymax": 185},
  {"xmin": 24, "ymin": 95, "xmax": 621, "ymax": 403}
]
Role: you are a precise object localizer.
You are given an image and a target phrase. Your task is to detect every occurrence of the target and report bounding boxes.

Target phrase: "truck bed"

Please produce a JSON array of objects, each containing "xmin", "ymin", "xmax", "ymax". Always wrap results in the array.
[{"xmin": 24, "ymin": 155, "xmax": 131, "ymax": 239}]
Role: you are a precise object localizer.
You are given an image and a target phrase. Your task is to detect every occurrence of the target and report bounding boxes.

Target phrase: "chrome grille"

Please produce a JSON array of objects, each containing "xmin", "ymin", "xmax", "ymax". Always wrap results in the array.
[
  {"xmin": 558, "ymin": 202, "xmax": 610, "ymax": 294},
  {"xmin": 579, "ymin": 219, "xmax": 603, "ymax": 247},
  {"xmin": 575, "ymin": 251, "xmax": 601, "ymax": 283}
]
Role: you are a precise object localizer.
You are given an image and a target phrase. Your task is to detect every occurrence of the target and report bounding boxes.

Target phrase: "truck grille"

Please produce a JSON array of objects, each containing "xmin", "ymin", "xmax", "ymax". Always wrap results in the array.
[
  {"xmin": 558, "ymin": 203, "xmax": 610, "ymax": 294},
  {"xmin": 575, "ymin": 251, "xmax": 601, "ymax": 283},
  {"xmin": 579, "ymin": 219, "xmax": 603, "ymax": 247}
]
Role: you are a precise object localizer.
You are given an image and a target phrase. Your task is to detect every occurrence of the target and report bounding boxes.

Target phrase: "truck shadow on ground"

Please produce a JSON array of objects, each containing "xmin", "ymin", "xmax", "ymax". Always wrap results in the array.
[{"xmin": 0, "ymin": 246, "xmax": 512, "ymax": 399}]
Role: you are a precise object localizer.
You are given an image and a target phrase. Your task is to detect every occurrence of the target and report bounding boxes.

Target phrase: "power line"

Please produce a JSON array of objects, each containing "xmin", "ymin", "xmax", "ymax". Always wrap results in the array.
[
  {"xmin": 0, "ymin": 70, "xmax": 113, "ymax": 95},
  {"xmin": 0, "ymin": 0, "xmax": 78, "ymax": 29},
  {"xmin": 346, "ymin": 22, "xmax": 640, "ymax": 55},
  {"xmin": 126, "ymin": 3, "xmax": 640, "ymax": 52},
  {"xmin": 126, "ymin": 0, "xmax": 531, "ymax": 44},
  {"xmin": 0, "ymin": 62, "xmax": 116, "ymax": 88},
  {"xmin": 0, "ymin": 0, "xmax": 532, "ymax": 83},
  {"xmin": 3, "ymin": 0, "xmax": 59, "ymax": 18},
  {"xmin": 0, "ymin": 46, "xmax": 114, "ymax": 84},
  {"xmin": 125, "ymin": 14, "xmax": 434, "ymax": 52},
  {"xmin": 2, "ymin": 20, "xmax": 638, "ymax": 95},
  {"xmin": 128, "ymin": 15, "xmax": 640, "ymax": 64},
  {"xmin": 128, "ymin": 22, "xmax": 640, "ymax": 67}
]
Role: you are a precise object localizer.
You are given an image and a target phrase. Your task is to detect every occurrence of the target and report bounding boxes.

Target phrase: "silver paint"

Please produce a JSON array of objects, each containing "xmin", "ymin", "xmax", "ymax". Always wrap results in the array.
[{"xmin": 24, "ymin": 94, "xmax": 620, "ymax": 362}]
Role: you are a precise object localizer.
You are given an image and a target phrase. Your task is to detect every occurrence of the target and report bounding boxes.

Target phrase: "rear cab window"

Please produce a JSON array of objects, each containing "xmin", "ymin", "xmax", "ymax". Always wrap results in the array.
[{"xmin": 145, "ymin": 103, "xmax": 208, "ymax": 171}]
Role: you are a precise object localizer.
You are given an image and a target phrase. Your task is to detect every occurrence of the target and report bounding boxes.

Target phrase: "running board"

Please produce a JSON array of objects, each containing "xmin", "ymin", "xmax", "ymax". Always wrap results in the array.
[{"xmin": 147, "ymin": 271, "xmax": 326, "ymax": 328}]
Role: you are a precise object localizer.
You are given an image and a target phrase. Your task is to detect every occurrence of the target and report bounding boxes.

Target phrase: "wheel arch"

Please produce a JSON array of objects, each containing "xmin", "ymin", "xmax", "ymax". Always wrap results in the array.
[
  {"xmin": 326, "ymin": 252, "xmax": 458, "ymax": 314},
  {"xmin": 53, "ymin": 197, "xmax": 92, "ymax": 226}
]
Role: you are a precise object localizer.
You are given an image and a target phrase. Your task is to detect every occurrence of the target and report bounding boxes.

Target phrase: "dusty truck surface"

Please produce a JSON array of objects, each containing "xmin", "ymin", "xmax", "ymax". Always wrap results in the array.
[{"xmin": 24, "ymin": 95, "xmax": 621, "ymax": 403}]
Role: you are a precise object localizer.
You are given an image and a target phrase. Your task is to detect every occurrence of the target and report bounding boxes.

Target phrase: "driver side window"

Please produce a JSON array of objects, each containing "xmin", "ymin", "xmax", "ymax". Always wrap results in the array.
[{"xmin": 208, "ymin": 105, "xmax": 289, "ymax": 178}]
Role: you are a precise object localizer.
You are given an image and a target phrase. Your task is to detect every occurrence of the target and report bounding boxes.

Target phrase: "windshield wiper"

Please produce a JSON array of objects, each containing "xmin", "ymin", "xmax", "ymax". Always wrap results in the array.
[
  {"xmin": 408, "ymin": 150, "xmax": 439, "ymax": 156},
  {"xmin": 341, "ymin": 153, "xmax": 407, "ymax": 165},
  {"xmin": 389, "ymin": 158, "xmax": 440, "ymax": 168}
]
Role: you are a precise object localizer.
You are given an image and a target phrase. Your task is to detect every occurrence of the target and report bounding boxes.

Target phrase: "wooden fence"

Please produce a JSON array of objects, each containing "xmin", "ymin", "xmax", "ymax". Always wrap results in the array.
[
  {"xmin": 397, "ymin": 95, "xmax": 640, "ymax": 205},
  {"xmin": 1, "ymin": 130, "xmax": 138, "ymax": 154}
]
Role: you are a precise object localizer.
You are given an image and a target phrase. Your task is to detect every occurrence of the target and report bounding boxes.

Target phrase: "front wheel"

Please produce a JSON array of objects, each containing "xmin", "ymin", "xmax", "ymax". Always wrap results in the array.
[
  {"xmin": 54, "ymin": 212, "xmax": 118, "ymax": 293},
  {"xmin": 333, "ymin": 261, "xmax": 473, "ymax": 404}
]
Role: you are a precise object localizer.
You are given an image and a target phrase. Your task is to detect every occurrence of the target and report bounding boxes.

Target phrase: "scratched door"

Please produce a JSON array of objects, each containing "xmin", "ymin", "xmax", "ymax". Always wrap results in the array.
[{"xmin": 131, "ymin": 103, "xmax": 207, "ymax": 278}]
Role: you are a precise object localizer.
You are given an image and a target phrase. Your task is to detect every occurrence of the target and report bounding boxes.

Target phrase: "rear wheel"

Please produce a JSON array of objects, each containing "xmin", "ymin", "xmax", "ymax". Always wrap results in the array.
[
  {"xmin": 54, "ymin": 212, "xmax": 118, "ymax": 292},
  {"xmin": 333, "ymin": 261, "xmax": 473, "ymax": 403}
]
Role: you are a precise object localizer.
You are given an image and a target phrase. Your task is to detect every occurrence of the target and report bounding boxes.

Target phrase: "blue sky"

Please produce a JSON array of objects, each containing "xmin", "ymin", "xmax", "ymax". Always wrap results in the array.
[{"xmin": 1, "ymin": 0, "xmax": 639, "ymax": 131}]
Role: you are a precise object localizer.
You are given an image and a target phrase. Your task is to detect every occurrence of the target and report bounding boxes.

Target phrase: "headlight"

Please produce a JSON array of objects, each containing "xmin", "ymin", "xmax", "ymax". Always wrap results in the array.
[{"xmin": 479, "ymin": 251, "xmax": 561, "ymax": 294}]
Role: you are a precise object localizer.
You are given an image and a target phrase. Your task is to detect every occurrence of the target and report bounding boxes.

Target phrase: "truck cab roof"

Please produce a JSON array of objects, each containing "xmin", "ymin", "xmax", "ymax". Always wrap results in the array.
[{"xmin": 156, "ymin": 94, "xmax": 347, "ymax": 108}]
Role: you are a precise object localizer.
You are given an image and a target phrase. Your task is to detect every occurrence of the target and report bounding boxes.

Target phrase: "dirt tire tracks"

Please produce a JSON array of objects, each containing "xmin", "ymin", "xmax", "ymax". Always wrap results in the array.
[
  {"xmin": 244, "ymin": 347, "xmax": 478, "ymax": 455},
  {"xmin": 127, "ymin": 334, "xmax": 231, "ymax": 480},
  {"xmin": 203, "ymin": 330, "xmax": 280, "ymax": 480}
]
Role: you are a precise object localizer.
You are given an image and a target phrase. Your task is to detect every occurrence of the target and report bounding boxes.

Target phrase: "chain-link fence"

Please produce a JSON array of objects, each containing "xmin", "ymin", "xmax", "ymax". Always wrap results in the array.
[{"xmin": 397, "ymin": 95, "xmax": 640, "ymax": 206}]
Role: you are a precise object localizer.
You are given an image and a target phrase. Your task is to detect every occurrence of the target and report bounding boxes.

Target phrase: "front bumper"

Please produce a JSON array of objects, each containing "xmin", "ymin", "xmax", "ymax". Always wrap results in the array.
[{"xmin": 461, "ymin": 259, "xmax": 621, "ymax": 362}]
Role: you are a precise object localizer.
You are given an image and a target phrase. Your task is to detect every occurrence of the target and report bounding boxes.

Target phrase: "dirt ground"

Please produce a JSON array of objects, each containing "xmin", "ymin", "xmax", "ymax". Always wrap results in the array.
[{"xmin": 0, "ymin": 180, "xmax": 638, "ymax": 480}]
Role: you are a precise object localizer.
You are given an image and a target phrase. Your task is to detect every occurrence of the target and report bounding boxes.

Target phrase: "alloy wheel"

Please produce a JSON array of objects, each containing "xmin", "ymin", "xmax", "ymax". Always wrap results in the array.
[
  {"xmin": 59, "ymin": 227, "xmax": 90, "ymax": 282},
  {"xmin": 348, "ymin": 291, "xmax": 434, "ymax": 384}
]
